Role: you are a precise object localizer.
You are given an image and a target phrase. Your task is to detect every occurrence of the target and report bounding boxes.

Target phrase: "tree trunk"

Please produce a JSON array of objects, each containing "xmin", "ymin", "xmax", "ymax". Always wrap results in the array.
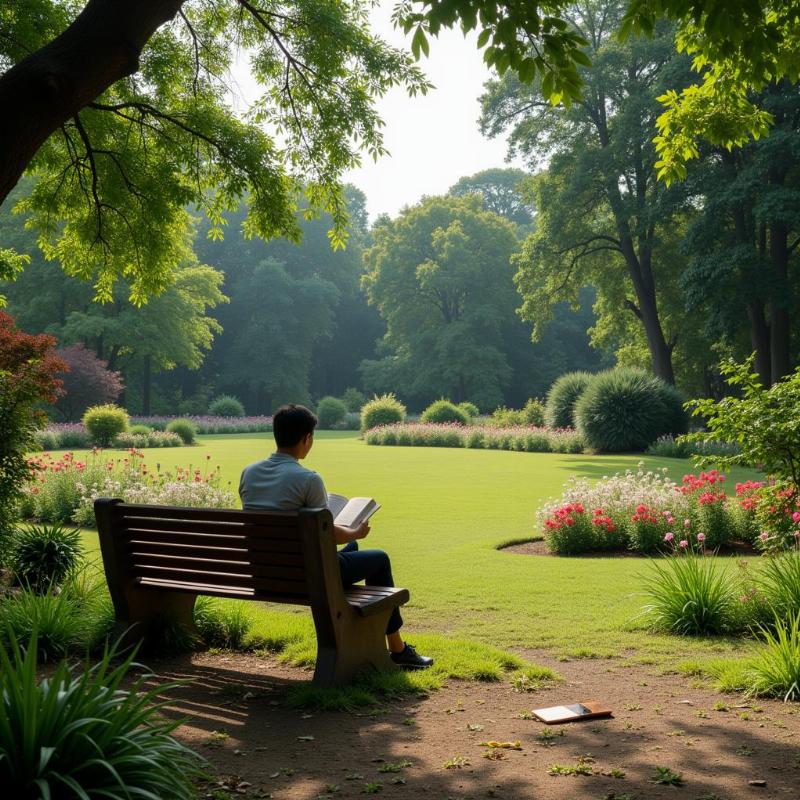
[
  {"xmin": 0, "ymin": 0, "xmax": 184, "ymax": 204},
  {"xmin": 142, "ymin": 354, "xmax": 152, "ymax": 415},
  {"xmin": 618, "ymin": 238, "xmax": 675, "ymax": 384},
  {"xmin": 747, "ymin": 301, "xmax": 771, "ymax": 386},
  {"xmin": 769, "ymin": 221, "xmax": 792, "ymax": 383}
]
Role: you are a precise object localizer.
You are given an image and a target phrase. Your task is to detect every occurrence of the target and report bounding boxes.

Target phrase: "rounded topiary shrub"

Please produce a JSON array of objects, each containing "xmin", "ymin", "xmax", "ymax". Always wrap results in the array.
[
  {"xmin": 654, "ymin": 381, "xmax": 689, "ymax": 439},
  {"xmin": 83, "ymin": 404, "xmax": 129, "ymax": 447},
  {"xmin": 129, "ymin": 424, "xmax": 152, "ymax": 435},
  {"xmin": 420, "ymin": 399, "xmax": 470, "ymax": 425},
  {"xmin": 341, "ymin": 387, "xmax": 366, "ymax": 412},
  {"xmin": 317, "ymin": 396, "xmax": 348, "ymax": 429},
  {"xmin": 545, "ymin": 371, "xmax": 593, "ymax": 429},
  {"xmin": 458, "ymin": 401, "xmax": 480, "ymax": 419},
  {"xmin": 165, "ymin": 418, "xmax": 198, "ymax": 445},
  {"xmin": 360, "ymin": 393, "xmax": 406, "ymax": 432},
  {"xmin": 574, "ymin": 367, "xmax": 686, "ymax": 452},
  {"xmin": 208, "ymin": 394, "xmax": 245, "ymax": 417},
  {"xmin": 522, "ymin": 398, "xmax": 546, "ymax": 426}
]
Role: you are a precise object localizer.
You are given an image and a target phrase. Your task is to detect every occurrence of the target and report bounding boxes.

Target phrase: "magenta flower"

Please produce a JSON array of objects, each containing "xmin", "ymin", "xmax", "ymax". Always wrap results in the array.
[
  {"xmin": 664, "ymin": 532, "xmax": 675, "ymax": 542},
  {"xmin": 759, "ymin": 532, "xmax": 770, "ymax": 542},
  {"xmin": 697, "ymin": 532, "xmax": 706, "ymax": 543},
  {"xmin": 679, "ymin": 539, "xmax": 689, "ymax": 548},
  {"xmin": 793, "ymin": 511, "xmax": 800, "ymax": 523}
]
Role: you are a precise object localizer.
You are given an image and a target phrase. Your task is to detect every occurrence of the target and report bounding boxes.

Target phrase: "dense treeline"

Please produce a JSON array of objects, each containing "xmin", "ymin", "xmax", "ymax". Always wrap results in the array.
[
  {"xmin": 0, "ymin": 176, "xmax": 606, "ymax": 416},
  {"xmin": 2, "ymin": 0, "xmax": 800, "ymax": 416}
]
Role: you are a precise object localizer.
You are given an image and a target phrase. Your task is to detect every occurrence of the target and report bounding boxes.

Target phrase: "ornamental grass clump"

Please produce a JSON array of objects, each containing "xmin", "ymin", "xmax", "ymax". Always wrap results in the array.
[
  {"xmin": 744, "ymin": 612, "xmax": 800, "ymax": 701},
  {"xmin": 575, "ymin": 367, "xmax": 687, "ymax": 452},
  {"xmin": 361, "ymin": 393, "xmax": 406, "ymax": 431},
  {"xmin": 641, "ymin": 551, "xmax": 736, "ymax": 635},
  {"xmin": 545, "ymin": 371, "xmax": 593, "ymax": 429},
  {"xmin": 0, "ymin": 634, "xmax": 204, "ymax": 799},
  {"xmin": 756, "ymin": 551, "xmax": 800, "ymax": 620},
  {"xmin": 11, "ymin": 522, "xmax": 82, "ymax": 592}
]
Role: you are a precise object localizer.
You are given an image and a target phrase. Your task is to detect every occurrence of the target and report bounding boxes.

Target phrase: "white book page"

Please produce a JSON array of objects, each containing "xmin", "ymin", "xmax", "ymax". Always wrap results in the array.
[
  {"xmin": 327, "ymin": 493, "xmax": 348, "ymax": 518},
  {"xmin": 532, "ymin": 705, "xmax": 579, "ymax": 723},
  {"xmin": 334, "ymin": 497, "xmax": 380, "ymax": 529}
]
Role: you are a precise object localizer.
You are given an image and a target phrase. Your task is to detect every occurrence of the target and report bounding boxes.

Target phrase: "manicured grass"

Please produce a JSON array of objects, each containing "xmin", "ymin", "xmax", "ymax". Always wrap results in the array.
[{"xmin": 72, "ymin": 432, "xmax": 764, "ymax": 664}]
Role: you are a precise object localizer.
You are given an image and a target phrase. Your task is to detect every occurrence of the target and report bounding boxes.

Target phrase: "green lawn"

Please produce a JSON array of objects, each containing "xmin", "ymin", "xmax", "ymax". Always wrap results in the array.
[{"xmin": 73, "ymin": 431, "xmax": 765, "ymax": 665}]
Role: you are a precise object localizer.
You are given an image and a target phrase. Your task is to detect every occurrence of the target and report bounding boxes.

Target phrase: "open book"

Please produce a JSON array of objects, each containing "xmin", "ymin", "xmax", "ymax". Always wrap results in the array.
[
  {"xmin": 531, "ymin": 700, "xmax": 613, "ymax": 724},
  {"xmin": 328, "ymin": 493, "xmax": 381, "ymax": 530}
]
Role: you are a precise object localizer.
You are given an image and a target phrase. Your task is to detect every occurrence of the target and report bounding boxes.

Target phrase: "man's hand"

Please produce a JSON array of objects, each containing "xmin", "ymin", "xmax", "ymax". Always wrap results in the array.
[
  {"xmin": 351, "ymin": 521, "xmax": 370, "ymax": 540},
  {"xmin": 333, "ymin": 521, "xmax": 370, "ymax": 544}
]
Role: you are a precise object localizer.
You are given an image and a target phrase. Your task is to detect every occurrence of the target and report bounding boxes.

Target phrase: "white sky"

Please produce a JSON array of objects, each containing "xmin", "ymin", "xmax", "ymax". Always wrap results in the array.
[{"xmin": 230, "ymin": 3, "xmax": 517, "ymax": 221}]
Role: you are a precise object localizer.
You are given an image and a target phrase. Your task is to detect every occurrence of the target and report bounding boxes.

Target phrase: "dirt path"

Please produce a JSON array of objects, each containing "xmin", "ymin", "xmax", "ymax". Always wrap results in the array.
[{"xmin": 142, "ymin": 651, "xmax": 800, "ymax": 800}]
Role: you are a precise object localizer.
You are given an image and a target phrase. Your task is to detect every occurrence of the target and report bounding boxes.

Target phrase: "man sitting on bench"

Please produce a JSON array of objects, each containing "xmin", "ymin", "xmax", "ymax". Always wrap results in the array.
[{"xmin": 239, "ymin": 404, "xmax": 433, "ymax": 670}]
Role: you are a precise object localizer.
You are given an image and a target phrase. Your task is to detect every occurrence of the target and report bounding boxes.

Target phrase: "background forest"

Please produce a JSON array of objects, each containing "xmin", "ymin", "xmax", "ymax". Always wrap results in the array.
[{"xmin": 2, "ymin": 0, "xmax": 799, "ymax": 417}]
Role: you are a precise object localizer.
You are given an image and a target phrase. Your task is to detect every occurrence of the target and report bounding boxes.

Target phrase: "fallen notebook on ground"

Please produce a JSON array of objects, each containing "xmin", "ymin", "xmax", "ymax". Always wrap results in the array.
[{"xmin": 531, "ymin": 700, "xmax": 613, "ymax": 724}]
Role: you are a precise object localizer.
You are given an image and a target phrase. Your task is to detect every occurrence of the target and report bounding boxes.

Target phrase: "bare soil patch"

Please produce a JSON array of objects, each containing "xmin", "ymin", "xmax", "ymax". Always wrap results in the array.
[{"xmin": 141, "ymin": 651, "xmax": 800, "ymax": 800}]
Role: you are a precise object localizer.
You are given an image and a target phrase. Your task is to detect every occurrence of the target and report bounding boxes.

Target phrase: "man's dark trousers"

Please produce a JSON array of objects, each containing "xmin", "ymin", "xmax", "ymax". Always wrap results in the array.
[{"xmin": 338, "ymin": 541, "xmax": 403, "ymax": 634}]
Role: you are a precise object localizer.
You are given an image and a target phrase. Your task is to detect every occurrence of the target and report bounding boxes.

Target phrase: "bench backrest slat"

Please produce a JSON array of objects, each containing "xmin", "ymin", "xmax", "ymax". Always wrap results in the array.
[{"xmin": 107, "ymin": 502, "xmax": 319, "ymax": 602}]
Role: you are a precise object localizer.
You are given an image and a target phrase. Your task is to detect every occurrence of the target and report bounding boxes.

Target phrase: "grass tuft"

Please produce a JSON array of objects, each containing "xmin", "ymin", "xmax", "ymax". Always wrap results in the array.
[{"xmin": 641, "ymin": 555, "xmax": 735, "ymax": 635}]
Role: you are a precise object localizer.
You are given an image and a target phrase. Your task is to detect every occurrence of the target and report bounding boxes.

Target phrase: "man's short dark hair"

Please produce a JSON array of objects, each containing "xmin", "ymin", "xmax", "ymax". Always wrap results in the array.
[{"xmin": 273, "ymin": 404, "xmax": 318, "ymax": 447}]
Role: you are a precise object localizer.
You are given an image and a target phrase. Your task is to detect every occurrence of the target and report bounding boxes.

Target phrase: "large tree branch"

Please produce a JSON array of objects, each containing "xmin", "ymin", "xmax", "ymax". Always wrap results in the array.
[{"xmin": 0, "ymin": 0, "xmax": 186, "ymax": 205}]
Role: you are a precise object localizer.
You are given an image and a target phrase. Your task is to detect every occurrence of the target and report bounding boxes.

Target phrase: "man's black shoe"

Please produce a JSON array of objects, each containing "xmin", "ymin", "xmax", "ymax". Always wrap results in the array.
[{"xmin": 390, "ymin": 643, "xmax": 433, "ymax": 670}]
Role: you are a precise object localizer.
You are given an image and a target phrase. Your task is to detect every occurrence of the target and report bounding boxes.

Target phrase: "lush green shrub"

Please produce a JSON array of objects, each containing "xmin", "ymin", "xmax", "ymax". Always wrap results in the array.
[
  {"xmin": 575, "ymin": 367, "xmax": 686, "ymax": 452},
  {"xmin": 642, "ymin": 555, "xmax": 735, "ymax": 635},
  {"xmin": 489, "ymin": 406, "xmax": 524, "ymax": 426},
  {"xmin": 361, "ymin": 393, "xmax": 406, "ymax": 431},
  {"xmin": 83, "ymin": 403, "xmax": 129, "ymax": 446},
  {"xmin": 129, "ymin": 423, "xmax": 152, "ymax": 435},
  {"xmin": 683, "ymin": 358, "xmax": 800, "ymax": 496},
  {"xmin": 458, "ymin": 401, "xmax": 480, "ymax": 418},
  {"xmin": 195, "ymin": 597, "xmax": 254, "ymax": 650},
  {"xmin": 208, "ymin": 394, "xmax": 245, "ymax": 417},
  {"xmin": 545, "ymin": 371, "xmax": 593, "ymax": 429},
  {"xmin": 317, "ymin": 396, "xmax": 348, "ymax": 429},
  {"xmin": 165, "ymin": 417, "xmax": 198, "ymax": 445},
  {"xmin": 0, "ymin": 634, "xmax": 203, "ymax": 798},
  {"xmin": 420, "ymin": 399, "xmax": 470, "ymax": 425},
  {"xmin": 11, "ymin": 522, "xmax": 82, "ymax": 592},
  {"xmin": 341, "ymin": 387, "xmax": 366, "ymax": 412},
  {"xmin": 522, "ymin": 398, "xmax": 546, "ymax": 426}
]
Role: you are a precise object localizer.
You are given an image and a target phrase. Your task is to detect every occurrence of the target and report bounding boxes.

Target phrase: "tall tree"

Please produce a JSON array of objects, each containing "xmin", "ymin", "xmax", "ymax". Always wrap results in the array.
[
  {"xmin": 0, "ymin": 0, "xmax": 430, "ymax": 301},
  {"xmin": 481, "ymin": 2, "xmax": 691, "ymax": 384},
  {"xmin": 682, "ymin": 82, "xmax": 800, "ymax": 385},
  {"xmin": 193, "ymin": 188, "xmax": 383, "ymax": 409},
  {"xmin": 361, "ymin": 195, "xmax": 520, "ymax": 409},
  {"xmin": 449, "ymin": 167, "xmax": 534, "ymax": 227}
]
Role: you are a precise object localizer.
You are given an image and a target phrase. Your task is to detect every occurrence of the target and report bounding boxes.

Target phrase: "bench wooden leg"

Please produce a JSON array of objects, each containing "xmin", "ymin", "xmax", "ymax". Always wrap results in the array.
[
  {"xmin": 112, "ymin": 588, "xmax": 198, "ymax": 652},
  {"xmin": 312, "ymin": 606, "xmax": 398, "ymax": 687}
]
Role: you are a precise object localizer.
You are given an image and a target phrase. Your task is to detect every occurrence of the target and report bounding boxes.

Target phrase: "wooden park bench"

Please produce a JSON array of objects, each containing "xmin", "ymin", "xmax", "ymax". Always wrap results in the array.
[{"xmin": 94, "ymin": 498, "xmax": 409, "ymax": 686}]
